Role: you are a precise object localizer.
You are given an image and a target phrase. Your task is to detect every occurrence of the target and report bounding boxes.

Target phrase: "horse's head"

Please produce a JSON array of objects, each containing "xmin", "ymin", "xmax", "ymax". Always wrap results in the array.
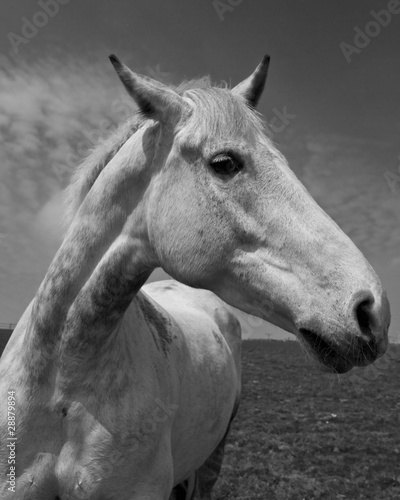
[{"xmin": 110, "ymin": 55, "xmax": 390, "ymax": 373}]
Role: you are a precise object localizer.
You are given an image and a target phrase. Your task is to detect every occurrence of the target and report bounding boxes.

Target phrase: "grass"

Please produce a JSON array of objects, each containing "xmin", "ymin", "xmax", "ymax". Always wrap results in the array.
[
  {"xmin": 1, "ymin": 333, "xmax": 399, "ymax": 499},
  {"xmin": 214, "ymin": 340, "xmax": 400, "ymax": 500}
]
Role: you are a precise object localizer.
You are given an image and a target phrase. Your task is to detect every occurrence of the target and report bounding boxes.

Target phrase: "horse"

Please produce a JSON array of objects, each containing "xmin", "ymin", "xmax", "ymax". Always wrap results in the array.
[{"xmin": 0, "ymin": 53, "xmax": 390, "ymax": 499}]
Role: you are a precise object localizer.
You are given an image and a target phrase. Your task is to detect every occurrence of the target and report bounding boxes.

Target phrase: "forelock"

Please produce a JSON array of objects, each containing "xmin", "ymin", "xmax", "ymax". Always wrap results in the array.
[{"xmin": 179, "ymin": 85, "xmax": 268, "ymax": 140}]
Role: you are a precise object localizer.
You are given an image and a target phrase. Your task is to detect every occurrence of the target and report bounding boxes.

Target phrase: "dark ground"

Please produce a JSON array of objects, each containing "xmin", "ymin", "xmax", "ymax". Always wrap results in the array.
[
  {"xmin": 214, "ymin": 340, "xmax": 400, "ymax": 500},
  {"xmin": 1, "ymin": 334, "xmax": 399, "ymax": 499}
]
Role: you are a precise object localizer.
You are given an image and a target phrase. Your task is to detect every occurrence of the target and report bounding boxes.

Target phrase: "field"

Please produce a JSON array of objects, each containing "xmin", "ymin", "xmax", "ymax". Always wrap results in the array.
[
  {"xmin": 1, "ymin": 335, "xmax": 400, "ymax": 499},
  {"xmin": 214, "ymin": 340, "xmax": 400, "ymax": 500}
]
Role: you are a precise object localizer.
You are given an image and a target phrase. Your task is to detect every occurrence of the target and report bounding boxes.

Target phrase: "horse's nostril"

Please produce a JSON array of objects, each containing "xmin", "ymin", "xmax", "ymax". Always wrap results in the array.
[
  {"xmin": 352, "ymin": 291, "xmax": 389, "ymax": 359},
  {"xmin": 353, "ymin": 297, "xmax": 384, "ymax": 362},
  {"xmin": 355, "ymin": 298, "xmax": 374, "ymax": 336}
]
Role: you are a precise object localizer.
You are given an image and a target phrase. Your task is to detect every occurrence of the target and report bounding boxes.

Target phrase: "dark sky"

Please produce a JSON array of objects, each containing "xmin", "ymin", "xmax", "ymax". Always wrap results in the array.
[
  {"xmin": 1, "ymin": 1, "xmax": 399, "ymax": 338},
  {"xmin": 2, "ymin": 0, "xmax": 399, "ymax": 140}
]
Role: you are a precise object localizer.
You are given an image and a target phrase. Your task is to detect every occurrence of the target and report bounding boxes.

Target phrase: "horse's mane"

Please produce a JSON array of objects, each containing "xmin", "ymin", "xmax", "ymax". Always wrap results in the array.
[
  {"xmin": 64, "ymin": 114, "xmax": 143, "ymax": 224},
  {"xmin": 64, "ymin": 76, "xmax": 264, "ymax": 223}
]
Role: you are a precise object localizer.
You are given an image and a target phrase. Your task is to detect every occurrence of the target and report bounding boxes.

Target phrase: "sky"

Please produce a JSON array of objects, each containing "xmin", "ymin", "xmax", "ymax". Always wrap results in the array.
[{"xmin": 0, "ymin": 0, "xmax": 399, "ymax": 341}]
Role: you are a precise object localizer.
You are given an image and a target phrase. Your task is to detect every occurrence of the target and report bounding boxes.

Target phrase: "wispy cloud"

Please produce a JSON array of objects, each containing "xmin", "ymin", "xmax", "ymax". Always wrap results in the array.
[{"xmin": 0, "ymin": 52, "xmax": 135, "ymax": 321}]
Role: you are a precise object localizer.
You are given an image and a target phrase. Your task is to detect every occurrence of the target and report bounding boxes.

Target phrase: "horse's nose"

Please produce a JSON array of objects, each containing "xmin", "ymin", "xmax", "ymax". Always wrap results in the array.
[{"xmin": 352, "ymin": 289, "xmax": 390, "ymax": 357}]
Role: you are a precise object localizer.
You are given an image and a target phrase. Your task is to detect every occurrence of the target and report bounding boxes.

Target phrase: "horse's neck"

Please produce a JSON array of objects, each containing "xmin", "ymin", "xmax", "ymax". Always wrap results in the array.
[
  {"xmin": 31, "ymin": 230, "xmax": 151, "ymax": 340},
  {"xmin": 24, "ymin": 129, "xmax": 156, "ymax": 380}
]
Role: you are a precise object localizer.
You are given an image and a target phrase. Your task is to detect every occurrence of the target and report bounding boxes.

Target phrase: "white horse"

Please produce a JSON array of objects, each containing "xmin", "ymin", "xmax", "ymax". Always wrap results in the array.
[{"xmin": 0, "ymin": 54, "xmax": 390, "ymax": 500}]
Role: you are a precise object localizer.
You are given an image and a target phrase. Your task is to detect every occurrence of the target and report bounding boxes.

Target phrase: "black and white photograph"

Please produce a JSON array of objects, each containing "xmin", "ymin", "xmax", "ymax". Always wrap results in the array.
[{"xmin": 0, "ymin": 1, "xmax": 399, "ymax": 499}]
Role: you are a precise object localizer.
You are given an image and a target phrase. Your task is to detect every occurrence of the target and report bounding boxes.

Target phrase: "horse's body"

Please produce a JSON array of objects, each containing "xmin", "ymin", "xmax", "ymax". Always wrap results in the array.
[
  {"xmin": 0, "ymin": 54, "xmax": 390, "ymax": 499},
  {"xmin": 1, "ymin": 281, "xmax": 240, "ymax": 499}
]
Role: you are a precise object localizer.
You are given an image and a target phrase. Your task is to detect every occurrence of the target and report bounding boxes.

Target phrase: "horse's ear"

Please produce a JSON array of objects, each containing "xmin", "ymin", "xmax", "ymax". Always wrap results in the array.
[
  {"xmin": 109, "ymin": 54, "xmax": 187, "ymax": 121},
  {"xmin": 232, "ymin": 55, "xmax": 270, "ymax": 108}
]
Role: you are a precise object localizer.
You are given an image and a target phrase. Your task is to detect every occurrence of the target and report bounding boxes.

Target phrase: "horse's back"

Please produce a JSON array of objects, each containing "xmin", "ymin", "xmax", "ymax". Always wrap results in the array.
[{"xmin": 142, "ymin": 279, "xmax": 241, "ymax": 372}]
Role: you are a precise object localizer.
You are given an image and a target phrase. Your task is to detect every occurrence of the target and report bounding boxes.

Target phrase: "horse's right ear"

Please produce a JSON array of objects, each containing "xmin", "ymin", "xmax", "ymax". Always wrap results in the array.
[{"xmin": 109, "ymin": 54, "xmax": 187, "ymax": 122}]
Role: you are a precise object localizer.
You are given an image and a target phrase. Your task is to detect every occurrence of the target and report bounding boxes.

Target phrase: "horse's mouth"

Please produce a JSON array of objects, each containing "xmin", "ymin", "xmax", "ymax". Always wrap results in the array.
[{"xmin": 299, "ymin": 328, "xmax": 356, "ymax": 374}]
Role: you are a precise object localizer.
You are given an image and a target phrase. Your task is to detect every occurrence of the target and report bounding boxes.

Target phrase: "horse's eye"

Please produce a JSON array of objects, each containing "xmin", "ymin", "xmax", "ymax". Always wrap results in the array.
[{"xmin": 210, "ymin": 154, "xmax": 243, "ymax": 176}]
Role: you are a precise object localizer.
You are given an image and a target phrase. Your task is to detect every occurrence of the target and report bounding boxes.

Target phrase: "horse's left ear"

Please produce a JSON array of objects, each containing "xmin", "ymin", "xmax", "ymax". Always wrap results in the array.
[
  {"xmin": 232, "ymin": 55, "xmax": 270, "ymax": 108},
  {"xmin": 109, "ymin": 54, "xmax": 187, "ymax": 122}
]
